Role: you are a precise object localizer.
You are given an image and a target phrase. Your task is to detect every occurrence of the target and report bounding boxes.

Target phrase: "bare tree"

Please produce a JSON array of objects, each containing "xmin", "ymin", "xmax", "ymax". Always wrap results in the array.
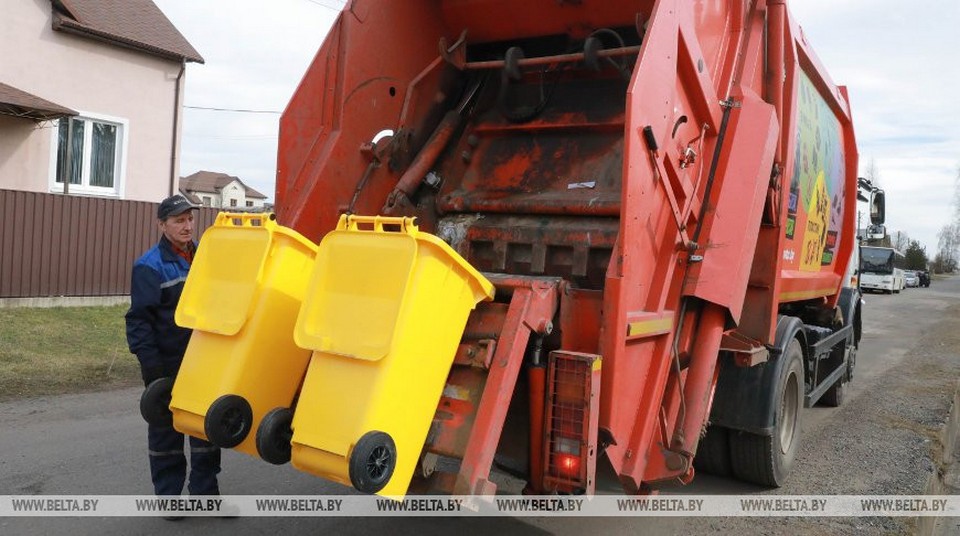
[
  {"xmin": 891, "ymin": 230, "xmax": 911, "ymax": 252},
  {"xmin": 935, "ymin": 165, "xmax": 960, "ymax": 273},
  {"xmin": 863, "ymin": 157, "xmax": 882, "ymax": 189},
  {"xmin": 953, "ymin": 164, "xmax": 960, "ymax": 225}
]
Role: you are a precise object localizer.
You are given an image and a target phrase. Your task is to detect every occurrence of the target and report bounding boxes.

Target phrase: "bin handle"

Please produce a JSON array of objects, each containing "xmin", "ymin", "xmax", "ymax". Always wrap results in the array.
[
  {"xmin": 215, "ymin": 212, "xmax": 276, "ymax": 228},
  {"xmin": 338, "ymin": 215, "xmax": 418, "ymax": 235}
]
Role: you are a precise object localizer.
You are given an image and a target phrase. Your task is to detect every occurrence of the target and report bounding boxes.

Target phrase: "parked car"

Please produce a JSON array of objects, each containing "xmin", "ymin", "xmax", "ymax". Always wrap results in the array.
[
  {"xmin": 903, "ymin": 270, "xmax": 920, "ymax": 288},
  {"xmin": 918, "ymin": 270, "xmax": 931, "ymax": 287}
]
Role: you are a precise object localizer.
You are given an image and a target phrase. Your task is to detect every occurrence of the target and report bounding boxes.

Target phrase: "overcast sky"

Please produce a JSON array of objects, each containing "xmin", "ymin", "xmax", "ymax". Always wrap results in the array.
[
  {"xmin": 153, "ymin": 0, "xmax": 340, "ymax": 198},
  {"xmin": 155, "ymin": 0, "xmax": 959, "ymax": 254}
]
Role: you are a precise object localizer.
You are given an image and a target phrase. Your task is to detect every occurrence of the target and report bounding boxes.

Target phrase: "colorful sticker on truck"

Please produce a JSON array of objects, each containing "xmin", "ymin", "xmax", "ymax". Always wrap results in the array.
[
  {"xmin": 788, "ymin": 71, "xmax": 846, "ymax": 271},
  {"xmin": 801, "ymin": 172, "xmax": 829, "ymax": 271}
]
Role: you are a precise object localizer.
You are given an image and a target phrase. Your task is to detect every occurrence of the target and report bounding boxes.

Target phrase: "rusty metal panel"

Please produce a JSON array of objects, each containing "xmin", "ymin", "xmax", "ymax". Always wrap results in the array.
[
  {"xmin": 440, "ymin": 0, "xmax": 655, "ymax": 45},
  {"xmin": 0, "ymin": 190, "xmax": 223, "ymax": 299}
]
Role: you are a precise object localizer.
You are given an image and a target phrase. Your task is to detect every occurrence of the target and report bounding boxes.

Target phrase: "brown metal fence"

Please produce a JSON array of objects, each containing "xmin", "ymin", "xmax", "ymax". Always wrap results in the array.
[{"xmin": 0, "ymin": 189, "xmax": 220, "ymax": 298}]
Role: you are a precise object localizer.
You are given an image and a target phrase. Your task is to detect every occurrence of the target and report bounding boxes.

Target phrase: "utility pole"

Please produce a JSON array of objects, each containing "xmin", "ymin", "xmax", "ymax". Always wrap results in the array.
[{"xmin": 857, "ymin": 210, "xmax": 862, "ymax": 244}]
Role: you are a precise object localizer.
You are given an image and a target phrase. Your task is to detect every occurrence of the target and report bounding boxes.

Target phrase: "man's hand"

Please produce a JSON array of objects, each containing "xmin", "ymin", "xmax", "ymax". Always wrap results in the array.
[{"xmin": 141, "ymin": 366, "xmax": 167, "ymax": 387}]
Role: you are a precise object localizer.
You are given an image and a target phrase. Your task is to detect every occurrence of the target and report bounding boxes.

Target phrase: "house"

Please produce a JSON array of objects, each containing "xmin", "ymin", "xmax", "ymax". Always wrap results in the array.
[
  {"xmin": 179, "ymin": 171, "xmax": 269, "ymax": 210},
  {"xmin": 0, "ymin": 0, "xmax": 203, "ymax": 202},
  {"xmin": 0, "ymin": 0, "xmax": 209, "ymax": 304}
]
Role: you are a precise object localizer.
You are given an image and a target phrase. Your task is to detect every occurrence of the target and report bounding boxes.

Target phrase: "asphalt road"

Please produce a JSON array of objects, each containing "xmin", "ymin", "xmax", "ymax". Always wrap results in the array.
[{"xmin": 1, "ymin": 278, "xmax": 958, "ymax": 535}]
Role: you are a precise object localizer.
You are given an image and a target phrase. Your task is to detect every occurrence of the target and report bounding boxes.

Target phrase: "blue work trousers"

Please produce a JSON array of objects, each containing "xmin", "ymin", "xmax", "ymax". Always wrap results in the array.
[{"xmin": 147, "ymin": 423, "xmax": 221, "ymax": 496}]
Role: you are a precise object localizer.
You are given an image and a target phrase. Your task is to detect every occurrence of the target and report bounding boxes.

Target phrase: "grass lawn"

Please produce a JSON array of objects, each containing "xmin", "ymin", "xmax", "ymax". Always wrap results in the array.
[{"xmin": 0, "ymin": 305, "xmax": 140, "ymax": 401}]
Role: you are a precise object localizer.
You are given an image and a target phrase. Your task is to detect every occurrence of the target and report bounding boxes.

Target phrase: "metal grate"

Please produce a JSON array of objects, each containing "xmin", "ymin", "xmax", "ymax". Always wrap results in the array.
[{"xmin": 542, "ymin": 350, "xmax": 600, "ymax": 493}]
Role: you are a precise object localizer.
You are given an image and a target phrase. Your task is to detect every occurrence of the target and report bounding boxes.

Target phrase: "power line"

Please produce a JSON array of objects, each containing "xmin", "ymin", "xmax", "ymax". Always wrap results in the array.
[
  {"xmin": 184, "ymin": 105, "xmax": 281, "ymax": 114},
  {"xmin": 303, "ymin": 0, "xmax": 346, "ymax": 12},
  {"xmin": 185, "ymin": 134, "xmax": 279, "ymax": 140}
]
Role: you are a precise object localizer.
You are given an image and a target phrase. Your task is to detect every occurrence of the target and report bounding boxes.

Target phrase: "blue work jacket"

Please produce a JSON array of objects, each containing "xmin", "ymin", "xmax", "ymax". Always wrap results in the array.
[{"xmin": 125, "ymin": 235, "xmax": 196, "ymax": 372}]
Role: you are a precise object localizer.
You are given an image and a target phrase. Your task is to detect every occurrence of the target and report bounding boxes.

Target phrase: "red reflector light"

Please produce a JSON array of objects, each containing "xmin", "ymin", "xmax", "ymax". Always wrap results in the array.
[{"xmin": 556, "ymin": 453, "xmax": 580, "ymax": 477}]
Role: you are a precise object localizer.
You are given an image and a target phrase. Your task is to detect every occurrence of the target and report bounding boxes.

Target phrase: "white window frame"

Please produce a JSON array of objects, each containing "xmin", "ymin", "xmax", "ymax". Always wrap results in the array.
[{"xmin": 48, "ymin": 111, "xmax": 128, "ymax": 198}]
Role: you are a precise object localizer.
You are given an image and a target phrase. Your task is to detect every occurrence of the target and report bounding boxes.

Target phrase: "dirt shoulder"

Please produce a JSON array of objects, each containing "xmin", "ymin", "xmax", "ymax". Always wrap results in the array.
[{"xmin": 686, "ymin": 302, "xmax": 960, "ymax": 535}]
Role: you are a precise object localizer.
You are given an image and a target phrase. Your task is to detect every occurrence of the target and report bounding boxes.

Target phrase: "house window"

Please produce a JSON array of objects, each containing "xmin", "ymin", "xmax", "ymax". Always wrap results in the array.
[
  {"xmin": 202, "ymin": 196, "xmax": 211, "ymax": 207},
  {"xmin": 246, "ymin": 201, "xmax": 253, "ymax": 207},
  {"xmin": 50, "ymin": 113, "xmax": 127, "ymax": 197},
  {"xmin": 230, "ymin": 199, "xmax": 237, "ymax": 207}
]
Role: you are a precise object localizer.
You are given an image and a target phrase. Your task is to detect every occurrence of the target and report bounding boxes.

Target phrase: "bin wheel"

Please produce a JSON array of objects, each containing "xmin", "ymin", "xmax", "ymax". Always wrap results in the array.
[
  {"xmin": 140, "ymin": 377, "xmax": 174, "ymax": 427},
  {"xmin": 349, "ymin": 431, "xmax": 396, "ymax": 494},
  {"xmin": 205, "ymin": 395, "xmax": 252, "ymax": 448},
  {"xmin": 256, "ymin": 407, "xmax": 294, "ymax": 465}
]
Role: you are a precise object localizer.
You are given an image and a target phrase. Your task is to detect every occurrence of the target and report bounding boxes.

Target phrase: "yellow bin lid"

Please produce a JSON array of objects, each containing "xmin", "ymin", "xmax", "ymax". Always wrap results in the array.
[
  {"xmin": 294, "ymin": 215, "xmax": 494, "ymax": 360},
  {"xmin": 176, "ymin": 213, "xmax": 316, "ymax": 335}
]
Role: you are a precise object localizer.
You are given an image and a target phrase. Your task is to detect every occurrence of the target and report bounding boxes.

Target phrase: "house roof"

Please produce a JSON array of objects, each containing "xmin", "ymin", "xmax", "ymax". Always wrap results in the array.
[
  {"xmin": 51, "ymin": 0, "xmax": 204, "ymax": 64},
  {"xmin": 181, "ymin": 171, "xmax": 268, "ymax": 199},
  {"xmin": 0, "ymin": 82, "xmax": 78, "ymax": 121},
  {"xmin": 178, "ymin": 189, "xmax": 203, "ymax": 205}
]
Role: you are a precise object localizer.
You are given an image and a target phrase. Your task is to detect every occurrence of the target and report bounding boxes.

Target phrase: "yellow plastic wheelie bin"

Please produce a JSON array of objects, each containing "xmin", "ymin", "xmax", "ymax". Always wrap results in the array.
[
  {"xmin": 289, "ymin": 215, "xmax": 494, "ymax": 496},
  {"xmin": 169, "ymin": 213, "xmax": 317, "ymax": 464}
]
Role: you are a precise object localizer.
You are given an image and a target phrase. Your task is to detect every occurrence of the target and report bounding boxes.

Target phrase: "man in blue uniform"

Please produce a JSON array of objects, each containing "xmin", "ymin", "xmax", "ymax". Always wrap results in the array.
[{"xmin": 125, "ymin": 194, "xmax": 220, "ymax": 503}]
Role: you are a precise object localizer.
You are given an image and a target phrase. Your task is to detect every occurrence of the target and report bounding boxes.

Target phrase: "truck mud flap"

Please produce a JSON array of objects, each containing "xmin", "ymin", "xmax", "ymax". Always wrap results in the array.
[{"xmin": 708, "ymin": 316, "xmax": 806, "ymax": 436}]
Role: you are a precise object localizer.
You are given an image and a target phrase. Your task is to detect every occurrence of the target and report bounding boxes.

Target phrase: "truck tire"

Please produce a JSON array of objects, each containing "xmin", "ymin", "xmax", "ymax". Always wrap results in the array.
[
  {"xmin": 693, "ymin": 425, "xmax": 732, "ymax": 477},
  {"xmin": 349, "ymin": 431, "xmax": 396, "ymax": 494},
  {"xmin": 205, "ymin": 394, "xmax": 253, "ymax": 448},
  {"xmin": 729, "ymin": 339, "xmax": 803, "ymax": 487},
  {"xmin": 256, "ymin": 407, "xmax": 294, "ymax": 465}
]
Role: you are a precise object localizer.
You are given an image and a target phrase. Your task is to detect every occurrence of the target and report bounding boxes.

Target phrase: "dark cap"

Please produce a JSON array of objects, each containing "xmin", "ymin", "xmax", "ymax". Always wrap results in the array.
[{"xmin": 157, "ymin": 194, "xmax": 198, "ymax": 220}]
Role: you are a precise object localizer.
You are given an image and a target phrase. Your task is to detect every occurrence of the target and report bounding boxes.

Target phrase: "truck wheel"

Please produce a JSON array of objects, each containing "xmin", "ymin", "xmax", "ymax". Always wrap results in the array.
[
  {"xmin": 349, "ymin": 431, "xmax": 396, "ymax": 494},
  {"xmin": 140, "ymin": 377, "xmax": 174, "ymax": 427},
  {"xmin": 693, "ymin": 425, "xmax": 731, "ymax": 477},
  {"xmin": 729, "ymin": 339, "xmax": 803, "ymax": 487},
  {"xmin": 256, "ymin": 407, "xmax": 294, "ymax": 465},
  {"xmin": 205, "ymin": 395, "xmax": 252, "ymax": 448}
]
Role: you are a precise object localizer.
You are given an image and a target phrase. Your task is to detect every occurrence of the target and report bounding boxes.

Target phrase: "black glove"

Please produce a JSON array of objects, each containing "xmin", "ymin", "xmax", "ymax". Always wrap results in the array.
[{"xmin": 141, "ymin": 366, "xmax": 167, "ymax": 387}]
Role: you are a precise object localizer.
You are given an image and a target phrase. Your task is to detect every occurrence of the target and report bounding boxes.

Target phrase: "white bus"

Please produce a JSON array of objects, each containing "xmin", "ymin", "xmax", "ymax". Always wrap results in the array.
[{"xmin": 860, "ymin": 246, "xmax": 906, "ymax": 294}]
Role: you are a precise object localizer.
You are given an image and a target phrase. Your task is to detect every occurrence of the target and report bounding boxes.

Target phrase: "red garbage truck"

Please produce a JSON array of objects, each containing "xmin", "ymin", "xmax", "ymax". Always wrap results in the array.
[{"xmin": 265, "ymin": 0, "xmax": 869, "ymax": 495}]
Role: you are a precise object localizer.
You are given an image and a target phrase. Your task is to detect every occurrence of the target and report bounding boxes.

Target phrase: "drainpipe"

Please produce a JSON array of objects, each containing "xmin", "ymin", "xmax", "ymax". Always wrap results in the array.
[{"xmin": 169, "ymin": 60, "xmax": 186, "ymax": 196}]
